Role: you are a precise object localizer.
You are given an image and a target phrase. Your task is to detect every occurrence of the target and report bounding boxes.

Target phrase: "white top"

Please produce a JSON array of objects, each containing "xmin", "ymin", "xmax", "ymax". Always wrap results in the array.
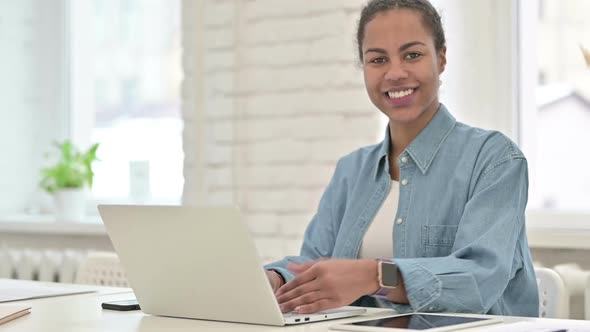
[{"xmin": 358, "ymin": 180, "xmax": 399, "ymax": 260}]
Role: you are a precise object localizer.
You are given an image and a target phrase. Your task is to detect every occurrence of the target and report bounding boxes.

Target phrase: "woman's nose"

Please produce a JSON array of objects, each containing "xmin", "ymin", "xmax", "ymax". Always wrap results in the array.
[{"xmin": 384, "ymin": 61, "xmax": 409, "ymax": 81}]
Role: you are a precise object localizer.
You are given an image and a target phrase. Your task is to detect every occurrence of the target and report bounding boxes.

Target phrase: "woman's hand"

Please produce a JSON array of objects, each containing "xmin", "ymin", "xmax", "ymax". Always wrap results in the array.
[
  {"xmin": 265, "ymin": 270, "xmax": 284, "ymax": 292},
  {"xmin": 274, "ymin": 259, "xmax": 379, "ymax": 314}
]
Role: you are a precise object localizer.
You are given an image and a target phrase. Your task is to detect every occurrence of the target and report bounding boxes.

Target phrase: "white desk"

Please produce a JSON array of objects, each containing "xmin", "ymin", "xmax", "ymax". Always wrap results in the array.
[{"xmin": 3, "ymin": 280, "xmax": 590, "ymax": 332}]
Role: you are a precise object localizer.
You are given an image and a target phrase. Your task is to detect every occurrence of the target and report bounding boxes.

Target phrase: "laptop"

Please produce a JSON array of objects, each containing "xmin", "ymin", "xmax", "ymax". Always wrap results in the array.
[{"xmin": 98, "ymin": 205, "xmax": 366, "ymax": 326}]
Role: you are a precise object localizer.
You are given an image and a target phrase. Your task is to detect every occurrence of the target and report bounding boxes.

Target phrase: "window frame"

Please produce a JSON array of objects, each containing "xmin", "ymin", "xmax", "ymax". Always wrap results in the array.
[
  {"xmin": 517, "ymin": 0, "xmax": 590, "ymax": 248},
  {"xmin": 66, "ymin": 0, "xmax": 183, "ymax": 211}
]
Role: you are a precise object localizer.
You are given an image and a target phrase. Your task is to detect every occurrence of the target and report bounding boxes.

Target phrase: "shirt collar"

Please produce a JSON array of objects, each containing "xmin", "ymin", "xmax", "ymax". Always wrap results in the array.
[{"xmin": 374, "ymin": 103, "xmax": 456, "ymax": 178}]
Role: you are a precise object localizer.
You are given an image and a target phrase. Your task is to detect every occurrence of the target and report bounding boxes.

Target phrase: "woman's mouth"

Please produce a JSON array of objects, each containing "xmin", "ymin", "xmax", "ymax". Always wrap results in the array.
[{"xmin": 384, "ymin": 88, "xmax": 416, "ymax": 107}]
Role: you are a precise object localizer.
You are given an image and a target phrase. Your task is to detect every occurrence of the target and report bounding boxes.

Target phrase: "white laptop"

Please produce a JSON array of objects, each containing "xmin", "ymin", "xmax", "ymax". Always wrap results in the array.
[{"xmin": 98, "ymin": 205, "xmax": 366, "ymax": 326}]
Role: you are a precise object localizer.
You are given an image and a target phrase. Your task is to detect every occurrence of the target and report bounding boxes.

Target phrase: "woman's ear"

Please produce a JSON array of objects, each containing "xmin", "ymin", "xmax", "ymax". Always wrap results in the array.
[{"xmin": 438, "ymin": 47, "xmax": 447, "ymax": 74}]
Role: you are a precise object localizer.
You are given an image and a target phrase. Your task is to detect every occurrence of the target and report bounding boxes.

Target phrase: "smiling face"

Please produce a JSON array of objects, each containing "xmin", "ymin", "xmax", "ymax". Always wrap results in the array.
[{"xmin": 362, "ymin": 9, "xmax": 446, "ymax": 126}]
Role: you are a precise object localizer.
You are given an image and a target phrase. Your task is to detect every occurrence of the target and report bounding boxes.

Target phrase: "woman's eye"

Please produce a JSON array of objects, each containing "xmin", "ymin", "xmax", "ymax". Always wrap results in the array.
[
  {"xmin": 370, "ymin": 57, "xmax": 387, "ymax": 64},
  {"xmin": 405, "ymin": 52, "xmax": 422, "ymax": 60}
]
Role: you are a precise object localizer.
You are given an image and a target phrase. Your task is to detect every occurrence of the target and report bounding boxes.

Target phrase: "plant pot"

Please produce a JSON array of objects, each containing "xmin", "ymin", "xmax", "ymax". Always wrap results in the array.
[{"xmin": 53, "ymin": 189, "xmax": 86, "ymax": 222}]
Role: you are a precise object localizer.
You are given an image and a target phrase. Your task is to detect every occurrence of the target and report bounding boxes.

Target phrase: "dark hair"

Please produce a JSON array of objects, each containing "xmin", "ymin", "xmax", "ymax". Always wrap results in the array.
[{"xmin": 356, "ymin": 0, "xmax": 446, "ymax": 63}]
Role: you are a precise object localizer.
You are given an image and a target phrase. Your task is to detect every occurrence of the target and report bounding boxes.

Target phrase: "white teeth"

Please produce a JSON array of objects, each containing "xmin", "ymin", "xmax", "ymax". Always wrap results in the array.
[{"xmin": 387, "ymin": 89, "xmax": 414, "ymax": 99}]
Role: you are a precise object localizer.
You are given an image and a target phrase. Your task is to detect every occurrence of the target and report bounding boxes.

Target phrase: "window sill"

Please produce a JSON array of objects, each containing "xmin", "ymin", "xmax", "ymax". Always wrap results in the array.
[
  {"xmin": 0, "ymin": 214, "xmax": 106, "ymax": 236},
  {"xmin": 527, "ymin": 227, "xmax": 590, "ymax": 250},
  {"xmin": 1, "ymin": 210, "xmax": 589, "ymax": 249},
  {"xmin": 526, "ymin": 209, "xmax": 590, "ymax": 250}
]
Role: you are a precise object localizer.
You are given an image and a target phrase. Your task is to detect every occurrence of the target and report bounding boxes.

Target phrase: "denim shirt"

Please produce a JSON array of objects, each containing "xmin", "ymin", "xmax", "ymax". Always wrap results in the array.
[{"xmin": 265, "ymin": 104, "xmax": 539, "ymax": 317}]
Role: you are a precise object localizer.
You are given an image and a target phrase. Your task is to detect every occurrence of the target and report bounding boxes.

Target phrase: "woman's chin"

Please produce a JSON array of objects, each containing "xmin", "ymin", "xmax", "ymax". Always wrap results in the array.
[{"xmin": 384, "ymin": 109, "xmax": 422, "ymax": 125}]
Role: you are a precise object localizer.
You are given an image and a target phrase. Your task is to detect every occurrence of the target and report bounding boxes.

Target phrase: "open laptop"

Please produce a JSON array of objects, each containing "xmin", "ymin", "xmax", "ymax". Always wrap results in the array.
[{"xmin": 98, "ymin": 205, "xmax": 366, "ymax": 326}]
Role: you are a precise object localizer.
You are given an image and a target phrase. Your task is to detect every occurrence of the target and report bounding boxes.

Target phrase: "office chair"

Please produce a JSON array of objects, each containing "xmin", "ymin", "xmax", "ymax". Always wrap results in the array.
[
  {"xmin": 553, "ymin": 263, "xmax": 590, "ymax": 320},
  {"xmin": 75, "ymin": 251, "xmax": 129, "ymax": 287},
  {"xmin": 535, "ymin": 267, "xmax": 569, "ymax": 319}
]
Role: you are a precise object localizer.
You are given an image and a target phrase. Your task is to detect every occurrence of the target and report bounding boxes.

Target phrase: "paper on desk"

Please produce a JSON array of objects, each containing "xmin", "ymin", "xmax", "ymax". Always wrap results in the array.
[
  {"xmin": 479, "ymin": 320, "xmax": 590, "ymax": 332},
  {"xmin": 0, "ymin": 279, "xmax": 95, "ymax": 303},
  {"xmin": 0, "ymin": 305, "xmax": 31, "ymax": 325}
]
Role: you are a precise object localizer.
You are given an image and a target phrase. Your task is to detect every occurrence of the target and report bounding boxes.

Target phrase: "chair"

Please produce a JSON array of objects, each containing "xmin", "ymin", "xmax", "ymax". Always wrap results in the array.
[
  {"xmin": 553, "ymin": 263, "xmax": 590, "ymax": 320},
  {"xmin": 535, "ymin": 267, "xmax": 569, "ymax": 318},
  {"xmin": 75, "ymin": 251, "xmax": 129, "ymax": 287}
]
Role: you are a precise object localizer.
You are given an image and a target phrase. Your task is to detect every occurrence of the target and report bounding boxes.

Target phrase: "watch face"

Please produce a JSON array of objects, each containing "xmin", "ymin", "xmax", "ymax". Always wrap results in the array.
[{"xmin": 381, "ymin": 262, "xmax": 398, "ymax": 287}]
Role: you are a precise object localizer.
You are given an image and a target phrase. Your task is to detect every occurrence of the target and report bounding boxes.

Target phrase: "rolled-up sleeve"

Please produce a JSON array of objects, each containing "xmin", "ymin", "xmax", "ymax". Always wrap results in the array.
[
  {"xmin": 392, "ymin": 156, "xmax": 529, "ymax": 313},
  {"xmin": 264, "ymin": 160, "xmax": 342, "ymax": 282}
]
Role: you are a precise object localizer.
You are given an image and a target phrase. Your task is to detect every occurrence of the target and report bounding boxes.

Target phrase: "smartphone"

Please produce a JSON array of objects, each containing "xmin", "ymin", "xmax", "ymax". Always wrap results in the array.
[{"xmin": 101, "ymin": 299, "xmax": 141, "ymax": 311}]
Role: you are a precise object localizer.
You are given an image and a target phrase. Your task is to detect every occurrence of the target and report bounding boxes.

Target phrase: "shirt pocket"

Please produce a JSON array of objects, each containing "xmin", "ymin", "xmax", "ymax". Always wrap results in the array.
[{"xmin": 421, "ymin": 225, "xmax": 458, "ymax": 257}]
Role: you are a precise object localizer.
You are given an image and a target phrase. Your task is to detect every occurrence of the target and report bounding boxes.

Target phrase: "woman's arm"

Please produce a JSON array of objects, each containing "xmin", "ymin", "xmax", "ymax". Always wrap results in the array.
[
  {"xmin": 392, "ymin": 156, "xmax": 531, "ymax": 313},
  {"xmin": 264, "ymin": 159, "xmax": 345, "ymax": 284}
]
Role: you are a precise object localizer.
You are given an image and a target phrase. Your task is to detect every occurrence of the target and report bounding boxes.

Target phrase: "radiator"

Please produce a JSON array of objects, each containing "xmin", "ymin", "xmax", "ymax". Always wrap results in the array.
[{"xmin": 0, "ymin": 248, "xmax": 87, "ymax": 283}]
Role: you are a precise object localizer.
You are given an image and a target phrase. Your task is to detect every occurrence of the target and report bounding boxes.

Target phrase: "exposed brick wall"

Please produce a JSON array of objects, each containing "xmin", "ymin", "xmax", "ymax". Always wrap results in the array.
[{"xmin": 182, "ymin": 0, "xmax": 381, "ymax": 262}]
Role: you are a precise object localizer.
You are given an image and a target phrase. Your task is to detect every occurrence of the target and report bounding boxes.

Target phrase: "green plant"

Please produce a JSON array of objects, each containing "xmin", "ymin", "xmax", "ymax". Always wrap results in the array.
[{"xmin": 40, "ymin": 141, "xmax": 100, "ymax": 193}]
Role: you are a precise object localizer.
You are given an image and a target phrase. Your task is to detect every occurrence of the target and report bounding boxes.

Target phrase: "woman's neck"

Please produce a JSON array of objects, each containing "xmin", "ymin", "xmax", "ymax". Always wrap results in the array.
[
  {"xmin": 389, "ymin": 102, "xmax": 440, "ymax": 156},
  {"xmin": 387, "ymin": 102, "xmax": 440, "ymax": 180}
]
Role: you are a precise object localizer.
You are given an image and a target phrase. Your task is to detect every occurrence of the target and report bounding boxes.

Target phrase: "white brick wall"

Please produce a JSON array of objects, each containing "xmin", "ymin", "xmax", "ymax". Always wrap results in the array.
[{"xmin": 182, "ymin": 0, "xmax": 382, "ymax": 263}]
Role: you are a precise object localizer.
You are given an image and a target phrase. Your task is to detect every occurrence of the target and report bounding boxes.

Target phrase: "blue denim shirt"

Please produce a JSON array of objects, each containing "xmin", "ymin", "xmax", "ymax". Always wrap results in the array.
[{"xmin": 266, "ymin": 104, "xmax": 539, "ymax": 317}]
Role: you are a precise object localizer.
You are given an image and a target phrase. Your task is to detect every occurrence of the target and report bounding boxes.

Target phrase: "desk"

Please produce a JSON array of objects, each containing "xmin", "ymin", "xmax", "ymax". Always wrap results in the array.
[{"xmin": 3, "ymin": 280, "xmax": 590, "ymax": 332}]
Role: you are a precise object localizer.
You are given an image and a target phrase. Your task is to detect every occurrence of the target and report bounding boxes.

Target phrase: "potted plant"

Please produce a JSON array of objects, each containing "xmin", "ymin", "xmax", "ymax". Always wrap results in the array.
[{"xmin": 40, "ymin": 141, "xmax": 100, "ymax": 222}]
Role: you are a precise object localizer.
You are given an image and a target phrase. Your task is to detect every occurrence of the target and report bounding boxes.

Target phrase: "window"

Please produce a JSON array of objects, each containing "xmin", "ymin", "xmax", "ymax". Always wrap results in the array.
[
  {"xmin": 519, "ymin": 0, "xmax": 590, "ymax": 213},
  {"xmin": 69, "ymin": 0, "xmax": 183, "ymax": 205}
]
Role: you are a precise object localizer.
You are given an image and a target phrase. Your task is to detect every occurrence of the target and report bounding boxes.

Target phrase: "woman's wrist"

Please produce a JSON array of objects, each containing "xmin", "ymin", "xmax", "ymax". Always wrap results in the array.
[
  {"xmin": 362, "ymin": 259, "xmax": 380, "ymax": 295},
  {"xmin": 271, "ymin": 270, "xmax": 285, "ymax": 287},
  {"xmin": 386, "ymin": 271, "xmax": 409, "ymax": 304}
]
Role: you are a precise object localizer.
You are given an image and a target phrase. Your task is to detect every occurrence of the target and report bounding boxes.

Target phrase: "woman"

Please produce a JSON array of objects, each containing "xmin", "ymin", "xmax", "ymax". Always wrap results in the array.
[{"xmin": 265, "ymin": 0, "xmax": 539, "ymax": 317}]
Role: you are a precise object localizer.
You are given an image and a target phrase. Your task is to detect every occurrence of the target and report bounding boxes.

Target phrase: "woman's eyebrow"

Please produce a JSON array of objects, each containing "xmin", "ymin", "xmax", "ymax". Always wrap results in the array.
[
  {"xmin": 364, "ymin": 41, "xmax": 427, "ymax": 55},
  {"xmin": 399, "ymin": 41, "xmax": 426, "ymax": 52},
  {"xmin": 364, "ymin": 47, "xmax": 387, "ymax": 55}
]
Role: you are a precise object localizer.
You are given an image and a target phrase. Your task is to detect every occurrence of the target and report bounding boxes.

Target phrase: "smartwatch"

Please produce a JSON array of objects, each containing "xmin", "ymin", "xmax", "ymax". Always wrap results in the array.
[{"xmin": 374, "ymin": 260, "xmax": 398, "ymax": 297}]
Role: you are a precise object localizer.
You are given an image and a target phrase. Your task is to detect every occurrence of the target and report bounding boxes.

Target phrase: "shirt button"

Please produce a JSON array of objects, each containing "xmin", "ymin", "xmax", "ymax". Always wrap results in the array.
[
  {"xmin": 401, "ymin": 179, "xmax": 408, "ymax": 186},
  {"xmin": 401, "ymin": 156, "xmax": 408, "ymax": 163},
  {"xmin": 396, "ymin": 218, "xmax": 403, "ymax": 225}
]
